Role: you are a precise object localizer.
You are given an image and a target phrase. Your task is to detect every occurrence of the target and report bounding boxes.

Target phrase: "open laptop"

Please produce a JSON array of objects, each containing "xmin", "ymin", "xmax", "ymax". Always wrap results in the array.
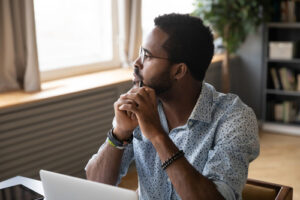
[{"xmin": 40, "ymin": 170, "xmax": 138, "ymax": 200}]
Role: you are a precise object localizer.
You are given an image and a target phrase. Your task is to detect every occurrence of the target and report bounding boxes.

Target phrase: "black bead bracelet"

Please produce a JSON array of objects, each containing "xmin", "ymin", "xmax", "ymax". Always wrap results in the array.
[{"xmin": 161, "ymin": 150, "xmax": 184, "ymax": 170}]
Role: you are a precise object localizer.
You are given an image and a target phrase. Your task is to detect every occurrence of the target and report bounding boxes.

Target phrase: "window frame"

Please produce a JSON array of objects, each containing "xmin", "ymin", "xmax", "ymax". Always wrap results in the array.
[{"xmin": 37, "ymin": 0, "xmax": 120, "ymax": 82}]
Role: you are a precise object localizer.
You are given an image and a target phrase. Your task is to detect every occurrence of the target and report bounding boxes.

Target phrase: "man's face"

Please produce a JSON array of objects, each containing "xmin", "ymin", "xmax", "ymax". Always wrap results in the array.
[{"xmin": 133, "ymin": 27, "xmax": 174, "ymax": 95}]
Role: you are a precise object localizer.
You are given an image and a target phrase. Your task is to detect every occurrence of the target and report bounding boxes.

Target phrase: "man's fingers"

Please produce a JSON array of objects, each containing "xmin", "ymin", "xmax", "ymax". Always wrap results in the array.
[
  {"xmin": 120, "ymin": 92, "xmax": 144, "ymax": 105},
  {"xmin": 138, "ymin": 87, "xmax": 150, "ymax": 99},
  {"xmin": 119, "ymin": 103, "xmax": 139, "ymax": 113},
  {"xmin": 130, "ymin": 112, "xmax": 137, "ymax": 120},
  {"xmin": 115, "ymin": 99, "xmax": 135, "ymax": 108},
  {"xmin": 144, "ymin": 87, "xmax": 157, "ymax": 105}
]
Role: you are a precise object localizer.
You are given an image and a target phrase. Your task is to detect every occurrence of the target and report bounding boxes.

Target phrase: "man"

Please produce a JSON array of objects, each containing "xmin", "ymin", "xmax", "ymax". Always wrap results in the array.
[{"xmin": 86, "ymin": 13, "xmax": 259, "ymax": 200}]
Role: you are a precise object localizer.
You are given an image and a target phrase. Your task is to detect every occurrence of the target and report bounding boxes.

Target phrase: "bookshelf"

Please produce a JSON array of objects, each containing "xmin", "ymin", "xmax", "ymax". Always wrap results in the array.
[
  {"xmin": 262, "ymin": 22, "xmax": 300, "ymax": 135},
  {"xmin": 268, "ymin": 58, "xmax": 300, "ymax": 63}
]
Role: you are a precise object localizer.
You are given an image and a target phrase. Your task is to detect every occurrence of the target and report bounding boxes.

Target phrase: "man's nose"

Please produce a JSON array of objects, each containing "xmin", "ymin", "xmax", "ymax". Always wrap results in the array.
[{"xmin": 133, "ymin": 56, "xmax": 143, "ymax": 69}]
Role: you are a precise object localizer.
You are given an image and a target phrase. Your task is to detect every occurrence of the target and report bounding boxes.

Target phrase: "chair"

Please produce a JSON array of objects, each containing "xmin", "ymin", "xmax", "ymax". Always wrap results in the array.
[{"xmin": 242, "ymin": 179, "xmax": 293, "ymax": 200}]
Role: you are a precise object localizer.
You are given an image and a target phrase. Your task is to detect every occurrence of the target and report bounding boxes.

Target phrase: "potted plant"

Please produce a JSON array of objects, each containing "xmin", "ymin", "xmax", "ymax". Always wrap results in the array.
[{"xmin": 192, "ymin": 0, "xmax": 271, "ymax": 93}]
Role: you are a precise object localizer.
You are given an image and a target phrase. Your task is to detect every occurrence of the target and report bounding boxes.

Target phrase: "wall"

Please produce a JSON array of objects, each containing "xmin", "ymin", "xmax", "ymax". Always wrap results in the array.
[
  {"xmin": 205, "ymin": 26, "xmax": 264, "ymax": 119},
  {"xmin": 0, "ymin": 81, "xmax": 132, "ymax": 181}
]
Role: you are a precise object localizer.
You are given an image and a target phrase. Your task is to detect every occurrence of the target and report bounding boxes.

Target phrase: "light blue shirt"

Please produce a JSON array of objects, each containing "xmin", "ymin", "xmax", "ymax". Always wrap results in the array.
[{"xmin": 86, "ymin": 82, "xmax": 259, "ymax": 200}]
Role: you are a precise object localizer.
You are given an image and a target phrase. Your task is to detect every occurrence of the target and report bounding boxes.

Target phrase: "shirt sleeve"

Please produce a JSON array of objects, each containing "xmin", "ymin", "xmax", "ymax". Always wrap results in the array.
[
  {"xmin": 202, "ymin": 104, "xmax": 260, "ymax": 200},
  {"xmin": 85, "ymin": 138, "xmax": 135, "ymax": 185}
]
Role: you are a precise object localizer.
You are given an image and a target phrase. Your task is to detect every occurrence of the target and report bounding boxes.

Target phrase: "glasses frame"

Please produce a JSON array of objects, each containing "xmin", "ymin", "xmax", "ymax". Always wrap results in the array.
[{"xmin": 139, "ymin": 47, "xmax": 170, "ymax": 64}]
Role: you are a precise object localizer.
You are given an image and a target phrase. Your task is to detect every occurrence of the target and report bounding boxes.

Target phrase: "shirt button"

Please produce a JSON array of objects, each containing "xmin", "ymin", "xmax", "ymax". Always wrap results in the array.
[
  {"xmin": 188, "ymin": 121, "xmax": 193, "ymax": 127},
  {"xmin": 167, "ymin": 177, "xmax": 170, "ymax": 182}
]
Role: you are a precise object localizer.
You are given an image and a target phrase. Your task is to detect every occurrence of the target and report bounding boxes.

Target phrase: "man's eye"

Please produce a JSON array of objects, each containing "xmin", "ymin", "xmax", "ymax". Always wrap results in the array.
[{"xmin": 144, "ymin": 54, "xmax": 150, "ymax": 58}]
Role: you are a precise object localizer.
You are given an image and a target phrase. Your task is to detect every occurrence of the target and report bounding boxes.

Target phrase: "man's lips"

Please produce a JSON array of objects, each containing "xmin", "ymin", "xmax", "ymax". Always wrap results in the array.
[
  {"xmin": 132, "ymin": 74, "xmax": 144, "ymax": 88},
  {"xmin": 133, "ymin": 67, "xmax": 143, "ymax": 79},
  {"xmin": 133, "ymin": 73, "xmax": 142, "ymax": 82}
]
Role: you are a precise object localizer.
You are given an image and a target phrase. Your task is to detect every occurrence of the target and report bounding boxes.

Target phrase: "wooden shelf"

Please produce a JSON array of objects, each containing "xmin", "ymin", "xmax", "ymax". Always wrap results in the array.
[
  {"xmin": 262, "ymin": 122, "xmax": 300, "ymax": 136},
  {"xmin": 266, "ymin": 89, "xmax": 300, "ymax": 96},
  {"xmin": 268, "ymin": 58, "xmax": 300, "ymax": 63},
  {"xmin": 268, "ymin": 22, "xmax": 300, "ymax": 29}
]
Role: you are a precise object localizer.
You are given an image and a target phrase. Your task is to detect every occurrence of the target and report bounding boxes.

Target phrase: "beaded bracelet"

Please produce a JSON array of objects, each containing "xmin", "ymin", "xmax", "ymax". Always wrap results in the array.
[{"xmin": 161, "ymin": 150, "xmax": 184, "ymax": 170}]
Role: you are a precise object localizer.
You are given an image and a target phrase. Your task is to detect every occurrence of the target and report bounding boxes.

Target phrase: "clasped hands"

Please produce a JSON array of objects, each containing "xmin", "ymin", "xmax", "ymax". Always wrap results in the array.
[{"xmin": 113, "ymin": 86, "xmax": 164, "ymax": 142}]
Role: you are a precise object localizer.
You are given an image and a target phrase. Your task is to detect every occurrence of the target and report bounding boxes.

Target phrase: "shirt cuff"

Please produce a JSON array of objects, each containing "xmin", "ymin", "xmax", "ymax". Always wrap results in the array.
[{"xmin": 213, "ymin": 180, "xmax": 236, "ymax": 200}]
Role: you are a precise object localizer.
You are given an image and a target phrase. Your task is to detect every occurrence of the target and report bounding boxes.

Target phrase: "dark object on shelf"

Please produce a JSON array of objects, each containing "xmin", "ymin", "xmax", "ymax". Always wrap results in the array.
[
  {"xmin": 271, "ymin": 0, "xmax": 282, "ymax": 22},
  {"xmin": 294, "ymin": 40, "xmax": 300, "ymax": 58},
  {"xmin": 296, "ymin": 2, "xmax": 300, "ymax": 22}
]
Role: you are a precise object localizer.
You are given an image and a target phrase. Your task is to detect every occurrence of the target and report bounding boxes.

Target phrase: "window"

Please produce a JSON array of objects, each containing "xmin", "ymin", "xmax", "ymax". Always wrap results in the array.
[
  {"xmin": 142, "ymin": 0, "xmax": 195, "ymax": 41},
  {"xmin": 34, "ymin": 0, "xmax": 119, "ymax": 81}
]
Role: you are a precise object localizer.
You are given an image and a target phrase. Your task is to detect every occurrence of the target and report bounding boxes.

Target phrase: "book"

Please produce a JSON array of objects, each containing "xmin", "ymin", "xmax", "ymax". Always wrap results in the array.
[
  {"xmin": 278, "ymin": 67, "xmax": 296, "ymax": 91},
  {"xmin": 274, "ymin": 101, "xmax": 298, "ymax": 123},
  {"xmin": 280, "ymin": 0, "xmax": 297, "ymax": 22},
  {"xmin": 274, "ymin": 103, "xmax": 283, "ymax": 121},
  {"xmin": 286, "ymin": 68, "xmax": 296, "ymax": 90},
  {"xmin": 297, "ymin": 74, "xmax": 300, "ymax": 91},
  {"xmin": 288, "ymin": 0, "xmax": 297, "ymax": 22},
  {"xmin": 283, "ymin": 101, "xmax": 290, "ymax": 123},
  {"xmin": 281, "ymin": 0, "xmax": 289, "ymax": 22},
  {"xmin": 270, "ymin": 68, "xmax": 280, "ymax": 89},
  {"xmin": 279, "ymin": 68, "xmax": 289, "ymax": 90}
]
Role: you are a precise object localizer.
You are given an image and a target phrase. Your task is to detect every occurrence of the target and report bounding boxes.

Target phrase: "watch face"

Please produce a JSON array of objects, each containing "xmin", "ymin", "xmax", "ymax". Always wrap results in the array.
[{"xmin": 0, "ymin": 185, "xmax": 44, "ymax": 200}]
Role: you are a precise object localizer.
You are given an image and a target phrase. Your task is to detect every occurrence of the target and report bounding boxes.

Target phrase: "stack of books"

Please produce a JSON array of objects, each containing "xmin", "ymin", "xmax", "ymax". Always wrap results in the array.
[
  {"xmin": 272, "ymin": 0, "xmax": 300, "ymax": 22},
  {"xmin": 270, "ymin": 67, "xmax": 300, "ymax": 91},
  {"xmin": 273, "ymin": 101, "xmax": 300, "ymax": 123}
]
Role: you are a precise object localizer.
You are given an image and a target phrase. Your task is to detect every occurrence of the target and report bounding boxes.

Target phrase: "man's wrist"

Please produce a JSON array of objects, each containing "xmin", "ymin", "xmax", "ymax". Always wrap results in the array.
[
  {"xmin": 113, "ymin": 127, "xmax": 133, "ymax": 141},
  {"xmin": 107, "ymin": 128, "xmax": 133, "ymax": 150},
  {"xmin": 148, "ymin": 129, "xmax": 168, "ymax": 144}
]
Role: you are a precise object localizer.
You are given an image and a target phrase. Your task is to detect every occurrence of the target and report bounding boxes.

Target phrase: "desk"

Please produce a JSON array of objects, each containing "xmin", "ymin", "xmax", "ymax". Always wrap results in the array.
[{"xmin": 0, "ymin": 176, "xmax": 44, "ymax": 195}]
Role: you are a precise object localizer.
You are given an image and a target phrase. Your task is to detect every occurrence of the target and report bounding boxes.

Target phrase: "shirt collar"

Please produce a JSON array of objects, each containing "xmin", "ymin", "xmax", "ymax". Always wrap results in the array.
[{"xmin": 189, "ymin": 82, "xmax": 212, "ymax": 123}]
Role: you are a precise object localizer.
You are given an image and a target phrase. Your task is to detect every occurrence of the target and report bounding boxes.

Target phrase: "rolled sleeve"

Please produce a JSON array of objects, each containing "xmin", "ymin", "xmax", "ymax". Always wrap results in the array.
[
  {"xmin": 203, "ymin": 106, "xmax": 260, "ymax": 200},
  {"xmin": 214, "ymin": 180, "xmax": 236, "ymax": 200}
]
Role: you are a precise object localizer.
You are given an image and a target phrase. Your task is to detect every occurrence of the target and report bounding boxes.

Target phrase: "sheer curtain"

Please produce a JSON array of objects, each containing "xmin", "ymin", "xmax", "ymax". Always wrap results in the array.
[
  {"xmin": 0, "ymin": 0, "xmax": 40, "ymax": 93},
  {"xmin": 119, "ymin": 0, "xmax": 142, "ymax": 68}
]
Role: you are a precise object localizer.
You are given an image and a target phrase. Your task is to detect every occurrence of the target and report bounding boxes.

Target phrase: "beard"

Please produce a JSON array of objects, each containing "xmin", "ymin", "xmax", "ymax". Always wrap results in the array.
[
  {"xmin": 147, "ymin": 70, "xmax": 173, "ymax": 95},
  {"xmin": 134, "ymin": 64, "xmax": 174, "ymax": 95}
]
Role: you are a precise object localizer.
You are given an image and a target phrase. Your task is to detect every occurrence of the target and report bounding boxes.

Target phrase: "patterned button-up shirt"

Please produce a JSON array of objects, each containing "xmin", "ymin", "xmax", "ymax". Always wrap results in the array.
[{"xmin": 86, "ymin": 82, "xmax": 259, "ymax": 200}]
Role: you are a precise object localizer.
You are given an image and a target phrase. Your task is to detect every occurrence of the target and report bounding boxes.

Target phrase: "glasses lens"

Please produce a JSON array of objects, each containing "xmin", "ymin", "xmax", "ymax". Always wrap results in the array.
[{"xmin": 140, "ymin": 47, "xmax": 144, "ymax": 63}]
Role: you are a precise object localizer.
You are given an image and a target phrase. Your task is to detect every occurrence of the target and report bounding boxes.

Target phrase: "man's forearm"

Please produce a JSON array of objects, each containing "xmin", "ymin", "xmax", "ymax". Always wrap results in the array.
[
  {"xmin": 151, "ymin": 133, "xmax": 225, "ymax": 200},
  {"xmin": 86, "ymin": 143, "xmax": 124, "ymax": 185}
]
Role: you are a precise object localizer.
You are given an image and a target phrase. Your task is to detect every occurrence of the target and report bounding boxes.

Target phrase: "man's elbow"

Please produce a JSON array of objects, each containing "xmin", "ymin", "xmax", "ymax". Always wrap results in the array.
[
  {"xmin": 85, "ymin": 163, "xmax": 93, "ymax": 180},
  {"xmin": 85, "ymin": 160, "xmax": 98, "ymax": 181}
]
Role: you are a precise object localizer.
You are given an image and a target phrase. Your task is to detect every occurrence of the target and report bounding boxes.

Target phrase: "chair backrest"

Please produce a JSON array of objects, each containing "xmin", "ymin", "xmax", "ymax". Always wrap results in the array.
[{"xmin": 242, "ymin": 179, "xmax": 293, "ymax": 200}]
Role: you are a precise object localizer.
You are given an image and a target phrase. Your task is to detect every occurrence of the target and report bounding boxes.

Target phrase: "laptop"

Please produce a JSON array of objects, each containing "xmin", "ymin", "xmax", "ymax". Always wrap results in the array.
[{"xmin": 40, "ymin": 170, "xmax": 138, "ymax": 200}]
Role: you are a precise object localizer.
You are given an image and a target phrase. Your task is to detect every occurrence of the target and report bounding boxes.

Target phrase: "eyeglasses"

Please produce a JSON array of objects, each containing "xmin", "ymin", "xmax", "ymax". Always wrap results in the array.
[{"xmin": 139, "ymin": 47, "xmax": 170, "ymax": 64}]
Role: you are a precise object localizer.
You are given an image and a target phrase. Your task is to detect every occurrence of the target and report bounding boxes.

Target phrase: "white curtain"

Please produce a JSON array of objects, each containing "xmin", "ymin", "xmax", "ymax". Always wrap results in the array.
[
  {"xmin": 0, "ymin": 0, "xmax": 40, "ymax": 93},
  {"xmin": 119, "ymin": 0, "xmax": 142, "ymax": 67}
]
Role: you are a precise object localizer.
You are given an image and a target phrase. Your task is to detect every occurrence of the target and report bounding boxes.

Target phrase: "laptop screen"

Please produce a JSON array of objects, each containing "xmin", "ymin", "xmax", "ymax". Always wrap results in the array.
[{"xmin": 0, "ymin": 184, "xmax": 44, "ymax": 200}]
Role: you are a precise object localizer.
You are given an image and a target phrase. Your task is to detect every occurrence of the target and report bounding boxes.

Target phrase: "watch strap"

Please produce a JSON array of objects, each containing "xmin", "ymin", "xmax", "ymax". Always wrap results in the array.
[{"xmin": 107, "ymin": 128, "xmax": 133, "ymax": 149}]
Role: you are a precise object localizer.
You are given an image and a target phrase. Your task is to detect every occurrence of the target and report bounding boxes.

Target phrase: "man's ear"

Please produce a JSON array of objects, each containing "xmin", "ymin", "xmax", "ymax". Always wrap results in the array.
[{"xmin": 172, "ymin": 63, "xmax": 188, "ymax": 81}]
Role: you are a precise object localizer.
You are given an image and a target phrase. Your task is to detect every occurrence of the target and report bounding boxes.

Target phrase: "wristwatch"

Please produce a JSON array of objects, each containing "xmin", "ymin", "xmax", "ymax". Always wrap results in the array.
[{"xmin": 107, "ymin": 128, "xmax": 133, "ymax": 149}]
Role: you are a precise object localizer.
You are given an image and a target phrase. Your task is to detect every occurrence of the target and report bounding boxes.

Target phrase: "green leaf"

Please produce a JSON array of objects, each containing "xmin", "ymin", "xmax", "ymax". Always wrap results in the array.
[{"xmin": 191, "ymin": 0, "xmax": 271, "ymax": 53}]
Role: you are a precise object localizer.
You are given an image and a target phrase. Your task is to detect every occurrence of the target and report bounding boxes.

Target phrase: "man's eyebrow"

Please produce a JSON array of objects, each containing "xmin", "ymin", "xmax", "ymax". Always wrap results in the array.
[{"xmin": 142, "ymin": 48, "xmax": 152, "ymax": 55}]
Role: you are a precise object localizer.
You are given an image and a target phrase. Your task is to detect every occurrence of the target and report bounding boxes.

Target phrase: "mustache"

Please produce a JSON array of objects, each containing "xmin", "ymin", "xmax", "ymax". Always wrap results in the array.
[{"xmin": 134, "ymin": 67, "xmax": 143, "ymax": 80}]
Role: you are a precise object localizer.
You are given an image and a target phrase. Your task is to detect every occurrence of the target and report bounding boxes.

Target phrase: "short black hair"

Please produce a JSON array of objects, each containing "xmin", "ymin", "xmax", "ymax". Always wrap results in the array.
[{"xmin": 154, "ymin": 13, "xmax": 214, "ymax": 81}]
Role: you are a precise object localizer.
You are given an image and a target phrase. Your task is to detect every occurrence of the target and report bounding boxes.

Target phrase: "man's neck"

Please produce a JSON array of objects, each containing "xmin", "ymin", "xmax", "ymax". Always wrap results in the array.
[{"xmin": 158, "ymin": 81, "xmax": 202, "ymax": 131}]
